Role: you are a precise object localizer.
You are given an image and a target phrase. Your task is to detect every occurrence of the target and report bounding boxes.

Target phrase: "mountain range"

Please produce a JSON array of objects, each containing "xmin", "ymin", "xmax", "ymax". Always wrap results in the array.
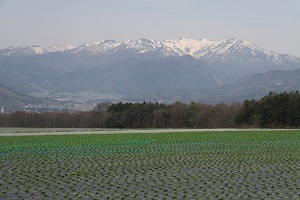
[{"xmin": 0, "ymin": 38, "xmax": 299, "ymax": 108}]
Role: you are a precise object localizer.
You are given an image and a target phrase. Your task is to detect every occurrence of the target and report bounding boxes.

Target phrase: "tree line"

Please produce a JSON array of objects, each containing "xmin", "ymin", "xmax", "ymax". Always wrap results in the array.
[
  {"xmin": 0, "ymin": 91, "xmax": 299, "ymax": 128},
  {"xmin": 236, "ymin": 91, "xmax": 300, "ymax": 128}
]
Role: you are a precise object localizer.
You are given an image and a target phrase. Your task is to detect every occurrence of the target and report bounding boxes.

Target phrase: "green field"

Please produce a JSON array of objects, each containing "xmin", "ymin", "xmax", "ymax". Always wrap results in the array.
[{"xmin": 0, "ymin": 130, "xmax": 300, "ymax": 199}]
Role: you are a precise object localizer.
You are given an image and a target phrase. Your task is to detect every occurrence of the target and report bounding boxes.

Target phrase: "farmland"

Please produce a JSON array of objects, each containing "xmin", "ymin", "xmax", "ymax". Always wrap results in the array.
[{"xmin": 0, "ymin": 129, "xmax": 300, "ymax": 199}]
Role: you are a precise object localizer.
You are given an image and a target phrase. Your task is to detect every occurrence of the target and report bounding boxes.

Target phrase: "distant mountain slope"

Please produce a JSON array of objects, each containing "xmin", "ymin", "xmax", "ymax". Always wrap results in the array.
[
  {"xmin": 38, "ymin": 55, "xmax": 219, "ymax": 95},
  {"xmin": 0, "ymin": 56, "xmax": 62, "ymax": 93},
  {"xmin": 136, "ymin": 68, "xmax": 300, "ymax": 103},
  {"xmin": 231, "ymin": 68, "xmax": 300, "ymax": 96},
  {"xmin": 0, "ymin": 83, "xmax": 42, "ymax": 109},
  {"xmin": 203, "ymin": 68, "xmax": 300, "ymax": 103}
]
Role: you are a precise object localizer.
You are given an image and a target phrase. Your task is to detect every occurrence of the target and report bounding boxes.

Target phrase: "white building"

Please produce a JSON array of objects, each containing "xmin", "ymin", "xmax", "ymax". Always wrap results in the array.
[{"xmin": 1, "ymin": 107, "xmax": 4, "ymax": 114}]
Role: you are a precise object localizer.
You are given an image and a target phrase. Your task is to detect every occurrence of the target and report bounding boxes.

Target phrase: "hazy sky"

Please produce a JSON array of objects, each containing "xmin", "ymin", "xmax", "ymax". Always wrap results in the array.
[{"xmin": 0, "ymin": 0, "xmax": 299, "ymax": 56}]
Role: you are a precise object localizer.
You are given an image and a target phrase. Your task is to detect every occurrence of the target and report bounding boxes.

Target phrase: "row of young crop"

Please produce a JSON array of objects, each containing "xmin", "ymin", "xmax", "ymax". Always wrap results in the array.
[{"xmin": 1, "ymin": 130, "xmax": 300, "ymax": 199}]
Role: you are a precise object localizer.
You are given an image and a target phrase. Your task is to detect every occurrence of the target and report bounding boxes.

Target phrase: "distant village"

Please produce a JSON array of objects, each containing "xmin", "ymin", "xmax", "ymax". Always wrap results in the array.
[
  {"xmin": 1, "ymin": 100, "xmax": 92, "ymax": 114},
  {"xmin": 0, "ymin": 105, "xmax": 74, "ymax": 114},
  {"xmin": 0, "ymin": 90, "xmax": 124, "ymax": 114}
]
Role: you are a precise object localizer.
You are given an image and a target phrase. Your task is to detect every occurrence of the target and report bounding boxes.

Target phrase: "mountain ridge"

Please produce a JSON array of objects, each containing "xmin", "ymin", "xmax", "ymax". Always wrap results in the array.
[
  {"xmin": 2, "ymin": 38, "xmax": 299, "ymax": 81},
  {"xmin": 2, "ymin": 38, "xmax": 299, "ymax": 61}
]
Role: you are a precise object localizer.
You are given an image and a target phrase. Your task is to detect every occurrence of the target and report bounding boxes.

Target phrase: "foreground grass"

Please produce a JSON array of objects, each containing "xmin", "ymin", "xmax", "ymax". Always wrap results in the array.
[{"xmin": 0, "ymin": 130, "xmax": 300, "ymax": 199}]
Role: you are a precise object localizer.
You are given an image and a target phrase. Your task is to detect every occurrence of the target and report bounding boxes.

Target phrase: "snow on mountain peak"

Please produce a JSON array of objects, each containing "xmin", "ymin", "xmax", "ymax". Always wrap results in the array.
[
  {"xmin": 1, "ymin": 38, "xmax": 299, "ymax": 67},
  {"xmin": 70, "ymin": 40, "xmax": 120, "ymax": 54},
  {"xmin": 161, "ymin": 38, "xmax": 300, "ymax": 65},
  {"xmin": 0, "ymin": 45, "xmax": 75, "ymax": 56},
  {"xmin": 163, "ymin": 38, "xmax": 224, "ymax": 58},
  {"xmin": 121, "ymin": 38, "xmax": 162, "ymax": 50}
]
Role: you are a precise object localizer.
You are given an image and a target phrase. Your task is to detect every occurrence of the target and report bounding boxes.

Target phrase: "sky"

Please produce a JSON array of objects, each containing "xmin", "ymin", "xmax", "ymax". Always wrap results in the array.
[{"xmin": 0, "ymin": 0, "xmax": 299, "ymax": 57}]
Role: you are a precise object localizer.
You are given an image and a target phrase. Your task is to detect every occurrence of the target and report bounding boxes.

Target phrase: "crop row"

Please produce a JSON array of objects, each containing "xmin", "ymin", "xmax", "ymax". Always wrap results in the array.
[{"xmin": 0, "ymin": 130, "xmax": 299, "ymax": 199}]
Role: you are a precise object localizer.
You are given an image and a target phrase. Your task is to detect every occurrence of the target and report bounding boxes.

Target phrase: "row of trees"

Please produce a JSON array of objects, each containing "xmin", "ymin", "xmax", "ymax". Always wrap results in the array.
[
  {"xmin": 0, "ymin": 102, "xmax": 241, "ymax": 128},
  {"xmin": 0, "ymin": 91, "xmax": 299, "ymax": 128},
  {"xmin": 101, "ymin": 101, "xmax": 241, "ymax": 128},
  {"xmin": 236, "ymin": 91, "xmax": 300, "ymax": 128}
]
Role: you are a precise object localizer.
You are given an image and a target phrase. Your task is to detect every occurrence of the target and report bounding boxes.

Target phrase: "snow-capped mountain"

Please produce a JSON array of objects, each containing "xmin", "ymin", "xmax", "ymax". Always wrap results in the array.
[
  {"xmin": 109, "ymin": 38, "xmax": 180, "ymax": 57},
  {"xmin": 69, "ymin": 40, "xmax": 119, "ymax": 54},
  {"xmin": 118, "ymin": 38, "xmax": 162, "ymax": 51},
  {"xmin": 163, "ymin": 38, "xmax": 300, "ymax": 82},
  {"xmin": 163, "ymin": 37, "xmax": 219, "ymax": 56},
  {"xmin": 163, "ymin": 38, "xmax": 300, "ymax": 65},
  {"xmin": 0, "ymin": 45, "xmax": 75, "ymax": 56},
  {"xmin": 1, "ymin": 37, "xmax": 299, "ymax": 82},
  {"xmin": 1, "ymin": 38, "xmax": 299, "ymax": 66}
]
